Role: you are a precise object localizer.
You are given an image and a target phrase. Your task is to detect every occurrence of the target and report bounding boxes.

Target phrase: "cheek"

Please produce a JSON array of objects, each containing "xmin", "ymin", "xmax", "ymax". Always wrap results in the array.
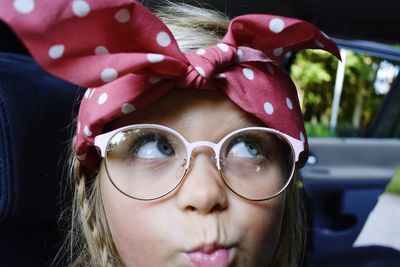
[
  {"xmin": 99, "ymin": 166, "xmax": 170, "ymax": 266},
  {"xmin": 100, "ymin": 161, "xmax": 286, "ymax": 267},
  {"xmin": 231, "ymin": 195, "xmax": 285, "ymax": 264}
]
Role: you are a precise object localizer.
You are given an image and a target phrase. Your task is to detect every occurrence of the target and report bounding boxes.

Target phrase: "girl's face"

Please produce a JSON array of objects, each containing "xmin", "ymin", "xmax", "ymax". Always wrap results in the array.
[{"xmin": 99, "ymin": 89, "xmax": 286, "ymax": 267}]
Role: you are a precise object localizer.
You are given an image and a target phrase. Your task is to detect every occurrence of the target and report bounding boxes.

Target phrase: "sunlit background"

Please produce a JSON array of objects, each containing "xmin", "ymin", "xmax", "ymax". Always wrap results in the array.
[{"xmin": 290, "ymin": 48, "xmax": 400, "ymax": 137}]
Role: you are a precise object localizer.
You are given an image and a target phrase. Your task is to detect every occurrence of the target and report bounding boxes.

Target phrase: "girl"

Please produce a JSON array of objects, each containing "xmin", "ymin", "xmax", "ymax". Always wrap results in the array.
[{"xmin": 0, "ymin": 0, "xmax": 339, "ymax": 266}]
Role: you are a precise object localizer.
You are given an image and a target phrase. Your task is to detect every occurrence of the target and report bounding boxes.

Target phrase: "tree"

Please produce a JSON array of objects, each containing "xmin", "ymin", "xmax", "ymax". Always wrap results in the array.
[{"xmin": 290, "ymin": 50, "xmax": 388, "ymax": 137}]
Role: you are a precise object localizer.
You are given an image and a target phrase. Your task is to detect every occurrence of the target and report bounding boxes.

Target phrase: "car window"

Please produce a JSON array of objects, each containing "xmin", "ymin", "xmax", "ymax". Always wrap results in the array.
[{"xmin": 289, "ymin": 40, "xmax": 400, "ymax": 138}]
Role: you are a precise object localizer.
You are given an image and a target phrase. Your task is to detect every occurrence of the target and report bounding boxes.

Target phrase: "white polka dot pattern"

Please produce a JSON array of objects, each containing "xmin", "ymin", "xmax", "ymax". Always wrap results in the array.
[
  {"xmin": 48, "ymin": 44, "xmax": 64, "ymax": 59},
  {"xmin": 214, "ymin": 73, "xmax": 226, "ymax": 79},
  {"xmin": 1, "ymin": 1, "xmax": 342, "ymax": 168},
  {"xmin": 263, "ymin": 102, "xmax": 274, "ymax": 115},
  {"xmin": 84, "ymin": 89, "xmax": 91, "ymax": 99},
  {"xmin": 115, "ymin": 9, "xmax": 130, "ymax": 23},
  {"xmin": 236, "ymin": 48, "xmax": 244, "ymax": 61},
  {"xmin": 269, "ymin": 18, "xmax": 285, "ymax": 33},
  {"xmin": 147, "ymin": 53, "xmax": 164, "ymax": 63},
  {"xmin": 156, "ymin": 32, "xmax": 171, "ymax": 47},
  {"xmin": 84, "ymin": 126, "xmax": 92, "ymax": 137},
  {"xmin": 286, "ymin": 97, "xmax": 293, "ymax": 110},
  {"xmin": 300, "ymin": 132, "xmax": 305, "ymax": 143},
  {"xmin": 89, "ymin": 89, "xmax": 96, "ymax": 99},
  {"xmin": 95, "ymin": 46, "xmax": 109, "ymax": 55},
  {"xmin": 242, "ymin": 68, "xmax": 254, "ymax": 80},
  {"xmin": 121, "ymin": 103, "xmax": 136, "ymax": 114},
  {"xmin": 101, "ymin": 68, "xmax": 118, "ymax": 82},
  {"xmin": 273, "ymin": 47, "xmax": 283, "ymax": 57},
  {"xmin": 98, "ymin": 93, "xmax": 108, "ymax": 105},
  {"xmin": 72, "ymin": 0, "xmax": 90, "ymax": 17},
  {"xmin": 217, "ymin": 43, "xmax": 229, "ymax": 52},
  {"xmin": 13, "ymin": 0, "xmax": 35, "ymax": 14},
  {"xmin": 196, "ymin": 49, "xmax": 206, "ymax": 55},
  {"xmin": 195, "ymin": 66, "xmax": 206, "ymax": 77}
]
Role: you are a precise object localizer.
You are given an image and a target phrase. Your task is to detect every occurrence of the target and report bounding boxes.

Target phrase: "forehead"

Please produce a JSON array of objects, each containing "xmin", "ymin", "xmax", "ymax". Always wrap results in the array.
[{"xmin": 108, "ymin": 88, "xmax": 262, "ymax": 141}]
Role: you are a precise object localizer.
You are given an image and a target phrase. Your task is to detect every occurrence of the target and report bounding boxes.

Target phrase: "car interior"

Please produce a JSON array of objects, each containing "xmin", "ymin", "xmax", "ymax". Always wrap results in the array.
[{"xmin": 1, "ymin": 0, "xmax": 400, "ymax": 266}]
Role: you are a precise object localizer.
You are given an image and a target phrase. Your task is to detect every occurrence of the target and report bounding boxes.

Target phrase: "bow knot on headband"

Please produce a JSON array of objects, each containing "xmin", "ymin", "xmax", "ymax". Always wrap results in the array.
[
  {"xmin": 0, "ymin": 0, "xmax": 340, "ymax": 169},
  {"xmin": 179, "ymin": 45, "xmax": 270, "ymax": 90},
  {"xmin": 181, "ymin": 44, "xmax": 237, "ymax": 89}
]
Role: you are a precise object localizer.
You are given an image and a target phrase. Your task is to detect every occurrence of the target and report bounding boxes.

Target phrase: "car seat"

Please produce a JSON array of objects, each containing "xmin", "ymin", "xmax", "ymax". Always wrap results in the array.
[{"xmin": 0, "ymin": 52, "xmax": 81, "ymax": 266}]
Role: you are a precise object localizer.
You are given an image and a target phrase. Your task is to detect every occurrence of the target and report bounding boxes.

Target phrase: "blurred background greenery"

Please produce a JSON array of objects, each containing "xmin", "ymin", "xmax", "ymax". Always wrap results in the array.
[{"xmin": 290, "ymin": 50, "xmax": 399, "ymax": 137}]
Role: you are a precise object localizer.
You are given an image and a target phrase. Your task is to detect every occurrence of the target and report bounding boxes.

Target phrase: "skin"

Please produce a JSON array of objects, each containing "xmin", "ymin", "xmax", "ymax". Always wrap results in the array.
[{"xmin": 99, "ymin": 88, "xmax": 286, "ymax": 267}]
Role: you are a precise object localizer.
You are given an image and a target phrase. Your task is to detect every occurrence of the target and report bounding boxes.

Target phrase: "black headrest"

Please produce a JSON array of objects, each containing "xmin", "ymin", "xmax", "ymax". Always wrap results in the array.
[{"xmin": 0, "ymin": 52, "xmax": 80, "ymax": 226}]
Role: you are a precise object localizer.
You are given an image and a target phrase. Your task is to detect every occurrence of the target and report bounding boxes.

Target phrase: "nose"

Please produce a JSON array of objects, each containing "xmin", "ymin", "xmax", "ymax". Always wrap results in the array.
[{"xmin": 176, "ymin": 150, "xmax": 228, "ymax": 214}]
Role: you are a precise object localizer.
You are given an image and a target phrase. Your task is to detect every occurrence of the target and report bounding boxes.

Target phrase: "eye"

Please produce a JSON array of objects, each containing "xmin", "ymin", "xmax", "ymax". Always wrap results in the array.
[
  {"xmin": 227, "ymin": 138, "xmax": 263, "ymax": 158},
  {"xmin": 136, "ymin": 136, "xmax": 175, "ymax": 159}
]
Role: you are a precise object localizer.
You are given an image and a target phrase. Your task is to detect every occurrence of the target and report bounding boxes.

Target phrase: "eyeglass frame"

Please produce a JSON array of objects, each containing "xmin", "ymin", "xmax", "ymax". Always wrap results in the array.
[{"xmin": 94, "ymin": 124, "xmax": 304, "ymax": 201}]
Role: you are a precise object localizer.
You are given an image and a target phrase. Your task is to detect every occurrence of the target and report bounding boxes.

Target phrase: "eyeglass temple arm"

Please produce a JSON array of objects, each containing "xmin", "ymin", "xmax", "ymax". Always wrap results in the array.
[
  {"xmin": 94, "ymin": 130, "xmax": 119, "ymax": 158},
  {"xmin": 283, "ymin": 134, "xmax": 304, "ymax": 162}
]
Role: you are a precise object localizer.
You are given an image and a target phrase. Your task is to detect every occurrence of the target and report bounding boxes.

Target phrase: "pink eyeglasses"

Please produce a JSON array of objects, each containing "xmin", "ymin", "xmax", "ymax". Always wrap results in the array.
[{"xmin": 94, "ymin": 124, "xmax": 304, "ymax": 201}]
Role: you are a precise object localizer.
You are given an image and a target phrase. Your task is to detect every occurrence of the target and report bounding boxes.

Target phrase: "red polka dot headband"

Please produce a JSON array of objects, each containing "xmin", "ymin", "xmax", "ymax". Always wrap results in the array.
[{"xmin": 0, "ymin": 0, "xmax": 340, "ymax": 169}]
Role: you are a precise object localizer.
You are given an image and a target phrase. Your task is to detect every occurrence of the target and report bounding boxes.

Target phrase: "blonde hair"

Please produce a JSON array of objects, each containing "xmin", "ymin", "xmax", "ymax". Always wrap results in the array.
[{"xmin": 57, "ymin": 2, "xmax": 306, "ymax": 266}]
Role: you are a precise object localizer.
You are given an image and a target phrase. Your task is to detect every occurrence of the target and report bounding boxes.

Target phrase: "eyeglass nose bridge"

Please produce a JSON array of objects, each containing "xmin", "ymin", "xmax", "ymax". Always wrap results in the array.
[{"xmin": 186, "ymin": 141, "xmax": 222, "ymax": 170}]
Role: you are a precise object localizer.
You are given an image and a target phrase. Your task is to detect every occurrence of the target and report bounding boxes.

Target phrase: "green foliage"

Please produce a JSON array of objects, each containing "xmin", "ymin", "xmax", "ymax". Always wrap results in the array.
[
  {"xmin": 304, "ymin": 122, "xmax": 334, "ymax": 137},
  {"xmin": 290, "ymin": 49, "xmax": 390, "ymax": 137},
  {"xmin": 386, "ymin": 164, "xmax": 400, "ymax": 195}
]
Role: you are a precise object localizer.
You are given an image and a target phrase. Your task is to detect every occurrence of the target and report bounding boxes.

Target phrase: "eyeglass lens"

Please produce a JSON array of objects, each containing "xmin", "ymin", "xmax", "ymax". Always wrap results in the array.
[{"xmin": 104, "ymin": 127, "xmax": 294, "ymax": 200}]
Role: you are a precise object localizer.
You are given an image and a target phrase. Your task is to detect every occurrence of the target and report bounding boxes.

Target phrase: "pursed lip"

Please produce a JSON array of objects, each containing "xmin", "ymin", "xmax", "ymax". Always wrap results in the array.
[{"xmin": 185, "ymin": 243, "xmax": 235, "ymax": 267}]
